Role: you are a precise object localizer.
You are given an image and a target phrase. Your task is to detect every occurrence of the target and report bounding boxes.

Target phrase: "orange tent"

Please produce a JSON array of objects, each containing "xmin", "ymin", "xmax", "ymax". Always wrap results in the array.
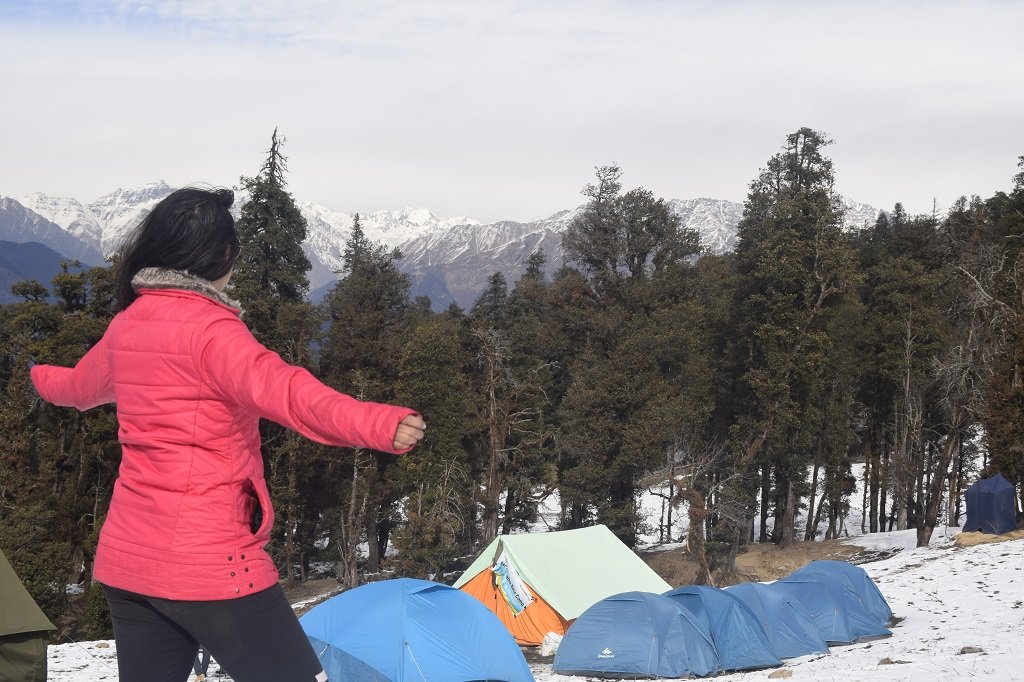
[
  {"xmin": 452, "ymin": 525, "xmax": 671, "ymax": 645},
  {"xmin": 457, "ymin": 568, "xmax": 569, "ymax": 645}
]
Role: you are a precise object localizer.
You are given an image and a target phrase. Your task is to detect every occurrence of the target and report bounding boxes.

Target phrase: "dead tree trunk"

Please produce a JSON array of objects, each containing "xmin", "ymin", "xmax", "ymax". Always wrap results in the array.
[
  {"xmin": 758, "ymin": 466, "xmax": 771, "ymax": 543},
  {"xmin": 917, "ymin": 430, "xmax": 958, "ymax": 547},
  {"xmin": 673, "ymin": 486, "xmax": 713, "ymax": 586},
  {"xmin": 804, "ymin": 460, "xmax": 820, "ymax": 541},
  {"xmin": 337, "ymin": 448, "xmax": 370, "ymax": 588}
]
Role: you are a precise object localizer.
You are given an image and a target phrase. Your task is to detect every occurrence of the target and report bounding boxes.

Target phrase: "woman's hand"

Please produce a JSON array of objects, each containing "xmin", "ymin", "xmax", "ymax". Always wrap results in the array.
[{"xmin": 393, "ymin": 414, "xmax": 426, "ymax": 451}]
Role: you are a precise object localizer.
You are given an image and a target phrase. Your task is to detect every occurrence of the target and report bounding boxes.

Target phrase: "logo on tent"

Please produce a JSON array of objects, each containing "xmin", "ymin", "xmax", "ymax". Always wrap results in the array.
[
  {"xmin": 598, "ymin": 648, "xmax": 615, "ymax": 659},
  {"xmin": 492, "ymin": 551, "xmax": 535, "ymax": 616}
]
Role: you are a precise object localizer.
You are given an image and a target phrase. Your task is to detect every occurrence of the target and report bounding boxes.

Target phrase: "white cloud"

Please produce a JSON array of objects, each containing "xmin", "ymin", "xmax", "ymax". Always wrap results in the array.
[{"xmin": 1, "ymin": 0, "xmax": 1022, "ymax": 221}]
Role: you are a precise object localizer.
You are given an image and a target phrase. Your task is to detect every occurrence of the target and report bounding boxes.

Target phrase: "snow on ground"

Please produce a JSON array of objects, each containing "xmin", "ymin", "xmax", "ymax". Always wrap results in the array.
[
  {"xmin": 47, "ymin": 529, "xmax": 1024, "ymax": 681},
  {"xmin": 536, "ymin": 529, "xmax": 1024, "ymax": 681}
]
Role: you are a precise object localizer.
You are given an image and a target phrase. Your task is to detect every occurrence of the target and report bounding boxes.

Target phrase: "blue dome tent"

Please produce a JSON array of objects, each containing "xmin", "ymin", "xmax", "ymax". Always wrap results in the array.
[
  {"xmin": 553, "ymin": 591, "xmax": 721, "ymax": 679},
  {"xmin": 725, "ymin": 581, "xmax": 829, "ymax": 659},
  {"xmin": 300, "ymin": 578, "xmax": 534, "ymax": 682},
  {"xmin": 662, "ymin": 585, "xmax": 781, "ymax": 671},
  {"xmin": 784, "ymin": 560, "xmax": 892, "ymax": 627},
  {"xmin": 963, "ymin": 474, "xmax": 1018, "ymax": 535},
  {"xmin": 769, "ymin": 579, "xmax": 890, "ymax": 645}
]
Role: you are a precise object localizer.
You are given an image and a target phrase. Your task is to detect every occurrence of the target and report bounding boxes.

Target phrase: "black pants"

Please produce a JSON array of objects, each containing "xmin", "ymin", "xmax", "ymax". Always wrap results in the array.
[{"xmin": 102, "ymin": 584, "xmax": 327, "ymax": 682}]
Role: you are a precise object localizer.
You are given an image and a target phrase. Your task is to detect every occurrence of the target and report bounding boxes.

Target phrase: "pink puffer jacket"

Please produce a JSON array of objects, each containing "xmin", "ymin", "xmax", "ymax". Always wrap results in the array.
[{"xmin": 31, "ymin": 268, "xmax": 417, "ymax": 601}]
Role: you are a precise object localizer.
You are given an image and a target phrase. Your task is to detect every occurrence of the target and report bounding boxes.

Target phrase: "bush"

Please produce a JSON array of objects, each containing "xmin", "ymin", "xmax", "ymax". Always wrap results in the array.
[
  {"xmin": 81, "ymin": 584, "xmax": 113, "ymax": 640},
  {"xmin": 0, "ymin": 505, "xmax": 70, "ymax": 625}
]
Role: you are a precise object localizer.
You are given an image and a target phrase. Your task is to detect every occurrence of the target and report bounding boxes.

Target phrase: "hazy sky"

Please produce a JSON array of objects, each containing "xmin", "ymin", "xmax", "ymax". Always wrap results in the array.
[{"xmin": 1, "ymin": 0, "xmax": 1022, "ymax": 223}]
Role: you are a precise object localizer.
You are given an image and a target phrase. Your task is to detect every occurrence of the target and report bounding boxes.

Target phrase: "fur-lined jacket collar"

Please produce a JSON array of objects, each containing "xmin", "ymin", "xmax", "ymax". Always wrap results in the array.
[{"xmin": 132, "ymin": 267, "xmax": 243, "ymax": 313}]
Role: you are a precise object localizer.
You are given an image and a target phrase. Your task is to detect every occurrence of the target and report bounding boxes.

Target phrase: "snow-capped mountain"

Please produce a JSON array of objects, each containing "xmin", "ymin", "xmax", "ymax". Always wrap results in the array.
[
  {"xmin": 14, "ymin": 181, "xmax": 174, "ymax": 260},
  {"xmin": 843, "ymin": 198, "xmax": 884, "ymax": 229},
  {"xmin": 668, "ymin": 198, "xmax": 746, "ymax": 253},
  {"xmin": 392, "ymin": 197, "xmax": 882, "ymax": 307},
  {"xmin": 301, "ymin": 203, "xmax": 480, "ymax": 275},
  {"xmin": 396, "ymin": 215, "xmax": 570, "ymax": 309},
  {"xmin": 0, "ymin": 183, "xmax": 883, "ymax": 310},
  {"xmin": 16, "ymin": 193, "xmax": 103, "ymax": 245},
  {"xmin": 86, "ymin": 183, "xmax": 175, "ymax": 254},
  {"xmin": 0, "ymin": 196, "xmax": 105, "ymax": 265}
]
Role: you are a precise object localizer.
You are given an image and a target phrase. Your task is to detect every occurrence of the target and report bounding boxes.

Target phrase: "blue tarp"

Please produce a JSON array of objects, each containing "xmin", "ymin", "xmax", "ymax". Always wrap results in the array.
[
  {"xmin": 770, "ymin": 578, "xmax": 891, "ymax": 645},
  {"xmin": 553, "ymin": 591, "xmax": 721, "ymax": 678},
  {"xmin": 963, "ymin": 474, "xmax": 1017, "ymax": 535},
  {"xmin": 785, "ymin": 560, "xmax": 892, "ymax": 627},
  {"xmin": 300, "ymin": 578, "xmax": 534, "ymax": 682},
  {"xmin": 726, "ymin": 582, "xmax": 829, "ymax": 660},
  {"xmin": 662, "ymin": 585, "xmax": 781, "ymax": 671}
]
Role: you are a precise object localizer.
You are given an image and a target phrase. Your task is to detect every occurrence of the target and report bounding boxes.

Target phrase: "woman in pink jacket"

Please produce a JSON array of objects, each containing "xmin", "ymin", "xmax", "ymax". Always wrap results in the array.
[{"xmin": 31, "ymin": 187, "xmax": 425, "ymax": 682}]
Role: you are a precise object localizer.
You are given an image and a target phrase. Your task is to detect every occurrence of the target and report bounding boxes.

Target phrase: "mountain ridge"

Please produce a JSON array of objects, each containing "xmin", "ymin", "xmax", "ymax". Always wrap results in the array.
[
  {"xmin": 0, "ymin": 185, "xmax": 882, "ymax": 309},
  {"xmin": 0, "ymin": 240, "xmax": 82, "ymax": 304}
]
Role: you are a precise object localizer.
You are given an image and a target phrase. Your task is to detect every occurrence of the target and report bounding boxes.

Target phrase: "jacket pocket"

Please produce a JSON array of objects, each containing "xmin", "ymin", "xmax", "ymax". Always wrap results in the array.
[
  {"xmin": 249, "ymin": 495, "xmax": 263, "ymax": 534},
  {"xmin": 248, "ymin": 476, "xmax": 274, "ymax": 539}
]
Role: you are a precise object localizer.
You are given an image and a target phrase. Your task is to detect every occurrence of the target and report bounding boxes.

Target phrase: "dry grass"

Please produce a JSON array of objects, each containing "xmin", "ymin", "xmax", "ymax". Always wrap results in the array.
[
  {"xmin": 641, "ymin": 538, "xmax": 865, "ymax": 588},
  {"xmin": 954, "ymin": 528, "xmax": 1024, "ymax": 547}
]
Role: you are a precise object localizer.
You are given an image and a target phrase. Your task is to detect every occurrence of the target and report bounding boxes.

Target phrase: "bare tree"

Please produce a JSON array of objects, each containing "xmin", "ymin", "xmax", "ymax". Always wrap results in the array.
[
  {"xmin": 654, "ymin": 437, "xmax": 735, "ymax": 586},
  {"xmin": 890, "ymin": 312, "xmax": 925, "ymax": 531},
  {"xmin": 333, "ymin": 383, "xmax": 379, "ymax": 587},
  {"xmin": 335, "ymin": 447, "xmax": 372, "ymax": 588},
  {"xmin": 394, "ymin": 459, "xmax": 471, "ymax": 579},
  {"xmin": 473, "ymin": 327, "xmax": 551, "ymax": 544},
  {"xmin": 914, "ymin": 260, "xmax": 1004, "ymax": 546}
]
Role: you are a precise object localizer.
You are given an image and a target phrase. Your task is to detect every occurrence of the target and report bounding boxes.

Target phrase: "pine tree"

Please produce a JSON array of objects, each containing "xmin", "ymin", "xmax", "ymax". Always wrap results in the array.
[
  {"xmin": 556, "ymin": 166, "xmax": 705, "ymax": 546},
  {"xmin": 319, "ymin": 220, "xmax": 413, "ymax": 579},
  {"xmin": 465, "ymin": 269, "xmax": 556, "ymax": 544},
  {"xmin": 855, "ymin": 213, "xmax": 947, "ymax": 533},
  {"xmin": 0, "ymin": 265, "xmax": 120, "ymax": 627},
  {"xmin": 391, "ymin": 314, "xmax": 472, "ymax": 577},
  {"xmin": 472, "ymin": 272, "xmax": 509, "ymax": 327},
  {"xmin": 729, "ymin": 128, "xmax": 860, "ymax": 552},
  {"xmin": 231, "ymin": 129, "xmax": 312, "ymax": 347},
  {"xmin": 321, "ymin": 219, "xmax": 410, "ymax": 392},
  {"xmin": 563, "ymin": 166, "xmax": 701, "ymax": 293},
  {"xmin": 229, "ymin": 130, "xmax": 323, "ymax": 581},
  {"xmin": 501, "ymin": 251, "xmax": 564, "ymax": 535}
]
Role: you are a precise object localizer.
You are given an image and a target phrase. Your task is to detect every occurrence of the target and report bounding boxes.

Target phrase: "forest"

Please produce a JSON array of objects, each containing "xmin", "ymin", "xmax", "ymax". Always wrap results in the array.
[{"xmin": 2, "ymin": 127, "xmax": 1023, "ymax": 638}]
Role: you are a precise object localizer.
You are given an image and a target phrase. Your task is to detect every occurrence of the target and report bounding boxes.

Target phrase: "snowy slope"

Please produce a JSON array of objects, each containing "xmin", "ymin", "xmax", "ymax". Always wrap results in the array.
[{"xmin": 46, "ymin": 530, "xmax": 1024, "ymax": 681}]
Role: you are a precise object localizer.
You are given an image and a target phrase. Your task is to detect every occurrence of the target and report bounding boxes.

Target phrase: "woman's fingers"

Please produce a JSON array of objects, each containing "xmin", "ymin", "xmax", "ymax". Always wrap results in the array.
[{"xmin": 393, "ymin": 414, "xmax": 426, "ymax": 450}]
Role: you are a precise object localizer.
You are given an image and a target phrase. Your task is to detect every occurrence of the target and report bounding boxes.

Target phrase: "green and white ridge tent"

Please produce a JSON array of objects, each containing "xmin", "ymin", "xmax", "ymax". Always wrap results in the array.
[{"xmin": 453, "ymin": 524, "xmax": 671, "ymax": 645}]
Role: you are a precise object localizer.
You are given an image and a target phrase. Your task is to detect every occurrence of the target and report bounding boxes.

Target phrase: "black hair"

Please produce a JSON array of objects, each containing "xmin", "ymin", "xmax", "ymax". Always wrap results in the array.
[{"xmin": 115, "ymin": 187, "xmax": 240, "ymax": 309}]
